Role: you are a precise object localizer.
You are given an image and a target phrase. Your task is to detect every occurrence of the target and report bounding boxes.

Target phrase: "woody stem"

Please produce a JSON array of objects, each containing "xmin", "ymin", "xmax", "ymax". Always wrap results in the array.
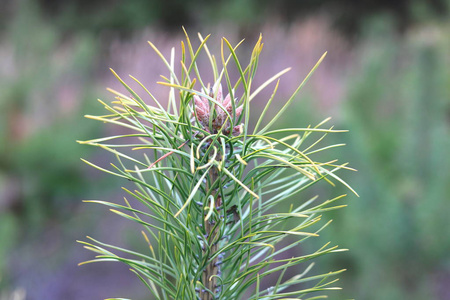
[{"xmin": 200, "ymin": 157, "xmax": 223, "ymax": 300}]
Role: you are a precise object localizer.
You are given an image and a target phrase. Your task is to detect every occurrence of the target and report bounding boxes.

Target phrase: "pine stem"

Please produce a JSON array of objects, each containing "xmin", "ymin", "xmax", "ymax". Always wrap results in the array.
[{"xmin": 200, "ymin": 160, "xmax": 222, "ymax": 300}]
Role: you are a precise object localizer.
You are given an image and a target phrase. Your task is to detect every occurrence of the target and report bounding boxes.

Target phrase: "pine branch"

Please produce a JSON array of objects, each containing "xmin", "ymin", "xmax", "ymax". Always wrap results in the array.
[{"xmin": 78, "ymin": 31, "xmax": 356, "ymax": 300}]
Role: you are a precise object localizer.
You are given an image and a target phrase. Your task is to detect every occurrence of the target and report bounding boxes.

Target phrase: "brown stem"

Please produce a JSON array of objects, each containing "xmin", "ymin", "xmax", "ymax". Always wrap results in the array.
[{"xmin": 200, "ymin": 163, "xmax": 222, "ymax": 300}]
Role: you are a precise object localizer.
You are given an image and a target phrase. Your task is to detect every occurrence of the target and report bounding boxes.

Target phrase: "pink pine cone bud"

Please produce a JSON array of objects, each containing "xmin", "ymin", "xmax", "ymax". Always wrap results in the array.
[
  {"xmin": 232, "ymin": 125, "xmax": 243, "ymax": 136},
  {"xmin": 223, "ymin": 94, "xmax": 232, "ymax": 113},
  {"xmin": 235, "ymin": 106, "xmax": 243, "ymax": 119},
  {"xmin": 194, "ymin": 95, "xmax": 209, "ymax": 112},
  {"xmin": 194, "ymin": 95, "xmax": 210, "ymax": 126},
  {"xmin": 193, "ymin": 83, "xmax": 244, "ymax": 135}
]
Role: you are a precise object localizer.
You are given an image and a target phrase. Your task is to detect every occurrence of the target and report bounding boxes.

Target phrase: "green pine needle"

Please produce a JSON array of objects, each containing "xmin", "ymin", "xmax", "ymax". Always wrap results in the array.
[{"xmin": 79, "ymin": 31, "xmax": 356, "ymax": 300}]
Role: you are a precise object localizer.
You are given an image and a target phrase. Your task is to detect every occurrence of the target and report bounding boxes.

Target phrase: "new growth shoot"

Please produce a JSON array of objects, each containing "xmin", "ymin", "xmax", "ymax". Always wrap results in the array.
[{"xmin": 78, "ymin": 30, "xmax": 356, "ymax": 300}]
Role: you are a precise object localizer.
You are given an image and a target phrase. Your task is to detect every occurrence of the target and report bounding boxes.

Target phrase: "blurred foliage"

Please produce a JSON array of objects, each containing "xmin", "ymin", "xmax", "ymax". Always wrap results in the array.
[
  {"xmin": 0, "ymin": 0, "xmax": 106, "ymax": 290},
  {"xmin": 1, "ymin": 0, "xmax": 447, "ymax": 36},
  {"xmin": 268, "ymin": 0, "xmax": 450, "ymax": 35},
  {"xmin": 0, "ymin": 0, "xmax": 102, "ymax": 220},
  {"xmin": 306, "ymin": 21, "xmax": 450, "ymax": 300}
]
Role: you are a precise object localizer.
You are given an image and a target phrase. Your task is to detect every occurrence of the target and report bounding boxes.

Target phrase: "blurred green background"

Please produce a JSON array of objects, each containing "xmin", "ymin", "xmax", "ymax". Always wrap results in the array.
[{"xmin": 0, "ymin": 0, "xmax": 449, "ymax": 299}]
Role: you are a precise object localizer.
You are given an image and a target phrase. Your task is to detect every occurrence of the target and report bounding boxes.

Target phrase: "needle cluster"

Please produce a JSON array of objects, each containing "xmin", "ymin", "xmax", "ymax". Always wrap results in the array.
[{"xmin": 78, "ymin": 30, "xmax": 356, "ymax": 300}]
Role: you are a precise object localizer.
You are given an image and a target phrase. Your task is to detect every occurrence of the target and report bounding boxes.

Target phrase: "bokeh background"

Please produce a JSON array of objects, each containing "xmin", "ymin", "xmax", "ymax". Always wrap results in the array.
[{"xmin": 1, "ymin": 0, "xmax": 449, "ymax": 299}]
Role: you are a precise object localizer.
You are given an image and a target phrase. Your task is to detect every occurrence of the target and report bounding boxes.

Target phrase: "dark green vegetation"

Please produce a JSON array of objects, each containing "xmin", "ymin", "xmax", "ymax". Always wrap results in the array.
[{"xmin": 6, "ymin": 0, "xmax": 449, "ymax": 34}]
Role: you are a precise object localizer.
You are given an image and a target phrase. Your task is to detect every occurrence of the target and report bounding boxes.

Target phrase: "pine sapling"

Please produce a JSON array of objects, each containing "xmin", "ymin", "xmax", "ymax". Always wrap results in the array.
[{"xmin": 78, "ymin": 31, "xmax": 357, "ymax": 300}]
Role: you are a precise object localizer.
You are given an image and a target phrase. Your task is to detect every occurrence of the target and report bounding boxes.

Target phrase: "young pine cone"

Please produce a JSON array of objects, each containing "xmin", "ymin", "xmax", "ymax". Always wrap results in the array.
[{"xmin": 193, "ymin": 83, "xmax": 243, "ymax": 136}]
